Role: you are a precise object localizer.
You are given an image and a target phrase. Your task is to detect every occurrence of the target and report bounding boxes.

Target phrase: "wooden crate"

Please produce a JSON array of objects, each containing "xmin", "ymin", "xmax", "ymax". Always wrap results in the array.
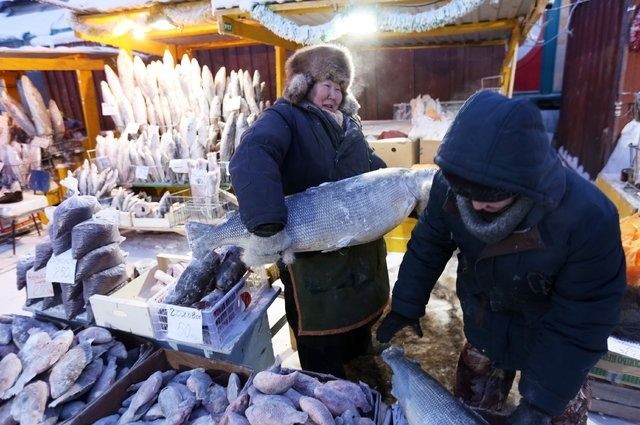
[{"xmin": 588, "ymin": 378, "xmax": 640, "ymax": 422}]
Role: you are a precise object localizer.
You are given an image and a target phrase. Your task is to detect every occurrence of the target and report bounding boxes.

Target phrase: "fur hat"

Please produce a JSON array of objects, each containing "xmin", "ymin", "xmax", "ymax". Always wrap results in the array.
[{"xmin": 283, "ymin": 44, "xmax": 360, "ymax": 115}]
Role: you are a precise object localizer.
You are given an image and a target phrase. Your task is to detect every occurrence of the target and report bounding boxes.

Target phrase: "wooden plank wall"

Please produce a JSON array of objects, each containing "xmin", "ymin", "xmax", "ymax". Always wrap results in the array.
[
  {"xmin": 556, "ymin": 0, "xmax": 631, "ymax": 177},
  {"xmin": 614, "ymin": 0, "xmax": 640, "ymax": 139}
]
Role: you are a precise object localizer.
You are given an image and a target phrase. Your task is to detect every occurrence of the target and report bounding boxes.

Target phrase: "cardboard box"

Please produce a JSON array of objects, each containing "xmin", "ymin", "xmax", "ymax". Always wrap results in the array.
[
  {"xmin": 70, "ymin": 349, "xmax": 253, "ymax": 425},
  {"xmin": 90, "ymin": 253, "xmax": 190, "ymax": 338},
  {"xmin": 419, "ymin": 139, "xmax": 442, "ymax": 164},
  {"xmin": 368, "ymin": 137, "xmax": 418, "ymax": 168}
]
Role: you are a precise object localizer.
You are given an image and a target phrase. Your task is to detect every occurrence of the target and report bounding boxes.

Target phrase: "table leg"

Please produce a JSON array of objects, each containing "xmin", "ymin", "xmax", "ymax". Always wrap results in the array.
[
  {"xmin": 11, "ymin": 219, "xmax": 16, "ymax": 255},
  {"xmin": 31, "ymin": 214, "xmax": 40, "ymax": 236}
]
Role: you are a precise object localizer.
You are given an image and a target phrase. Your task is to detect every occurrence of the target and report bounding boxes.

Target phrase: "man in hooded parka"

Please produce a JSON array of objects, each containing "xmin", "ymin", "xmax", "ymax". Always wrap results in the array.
[{"xmin": 377, "ymin": 91, "xmax": 626, "ymax": 424}]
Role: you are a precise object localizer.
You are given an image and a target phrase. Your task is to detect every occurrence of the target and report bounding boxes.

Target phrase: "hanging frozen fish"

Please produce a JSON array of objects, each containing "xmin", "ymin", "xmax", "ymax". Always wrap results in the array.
[
  {"xmin": 0, "ymin": 91, "xmax": 36, "ymax": 137},
  {"xmin": 234, "ymin": 112, "xmax": 248, "ymax": 150},
  {"xmin": 20, "ymin": 75, "xmax": 52, "ymax": 137},
  {"xmin": 219, "ymin": 111, "xmax": 237, "ymax": 162},
  {"xmin": 252, "ymin": 70, "xmax": 261, "ymax": 102},
  {"xmin": 243, "ymin": 71, "xmax": 260, "ymax": 116},
  {"xmin": 214, "ymin": 66, "xmax": 226, "ymax": 99},
  {"xmin": 100, "ymin": 81, "xmax": 124, "ymax": 129},
  {"xmin": 210, "ymin": 95, "xmax": 222, "ymax": 123},
  {"xmin": 48, "ymin": 99, "xmax": 65, "ymax": 140},
  {"xmin": 117, "ymin": 50, "xmax": 136, "ymax": 106},
  {"xmin": 202, "ymin": 65, "xmax": 215, "ymax": 105},
  {"xmin": 187, "ymin": 168, "xmax": 436, "ymax": 261}
]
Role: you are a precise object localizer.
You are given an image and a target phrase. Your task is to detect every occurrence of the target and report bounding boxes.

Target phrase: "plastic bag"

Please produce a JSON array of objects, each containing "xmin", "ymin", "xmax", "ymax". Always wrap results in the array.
[
  {"xmin": 41, "ymin": 283, "xmax": 62, "ymax": 310},
  {"xmin": 75, "ymin": 243, "xmax": 125, "ymax": 281},
  {"xmin": 49, "ymin": 194, "xmax": 100, "ymax": 240},
  {"xmin": 60, "ymin": 282, "xmax": 84, "ymax": 320},
  {"xmin": 51, "ymin": 231, "xmax": 73, "ymax": 255},
  {"xmin": 72, "ymin": 218, "xmax": 120, "ymax": 259},
  {"xmin": 33, "ymin": 237, "xmax": 53, "ymax": 271},
  {"xmin": 83, "ymin": 263, "xmax": 128, "ymax": 305},
  {"xmin": 16, "ymin": 253, "xmax": 35, "ymax": 290}
]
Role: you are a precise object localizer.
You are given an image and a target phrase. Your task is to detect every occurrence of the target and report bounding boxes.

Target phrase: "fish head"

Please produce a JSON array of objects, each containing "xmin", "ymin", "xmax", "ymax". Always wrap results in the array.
[{"xmin": 405, "ymin": 168, "xmax": 437, "ymax": 216}]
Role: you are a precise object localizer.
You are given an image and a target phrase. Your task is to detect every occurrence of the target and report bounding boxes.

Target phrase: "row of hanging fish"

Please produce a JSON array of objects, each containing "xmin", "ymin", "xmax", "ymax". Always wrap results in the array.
[
  {"xmin": 0, "ymin": 114, "xmax": 42, "ymax": 187},
  {"xmin": 94, "ymin": 124, "xmax": 228, "ymax": 187},
  {"xmin": 93, "ymin": 366, "xmax": 245, "ymax": 424},
  {"xmin": 110, "ymin": 188, "xmax": 177, "ymax": 219},
  {"xmin": 0, "ymin": 75, "xmax": 65, "ymax": 141},
  {"xmin": 0, "ymin": 317, "xmax": 152, "ymax": 425},
  {"xmin": 72, "ymin": 161, "xmax": 119, "ymax": 199},
  {"xmin": 219, "ymin": 362, "xmax": 377, "ymax": 425},
  {"xmin": 98, "ymin": 50, "xmax": 269, "ymax": 182}
]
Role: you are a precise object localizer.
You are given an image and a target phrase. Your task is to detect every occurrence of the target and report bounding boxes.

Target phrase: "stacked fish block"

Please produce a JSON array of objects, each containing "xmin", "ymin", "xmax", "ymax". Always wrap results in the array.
[
  {"xmin": 0, "ymin": 316, "xmax": 151, "ymax": 424},
  {"xmin": 17, "ymin": 193, "xmax": 129, "ymax": 320},
  {"xmin": 96, "ymin": 49, "xmax": 268, "ymax": 187},
  {"xmin": 0, "ymin": 75, "xmax": 66, "ymax": 188}
]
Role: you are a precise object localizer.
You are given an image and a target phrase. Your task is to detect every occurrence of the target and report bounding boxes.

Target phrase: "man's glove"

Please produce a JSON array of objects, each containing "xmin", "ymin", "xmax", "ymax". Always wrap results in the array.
[
  {"xmin": 507, "ymin": 400, "xmax": 551, "ymax": 425},
  {"xmin": 242, "ymin": 230, "xmax": 292, "ymax": 267},
  {"xmin": 376, "ymin": 311, "xmax": 423, "ymax": 343}
]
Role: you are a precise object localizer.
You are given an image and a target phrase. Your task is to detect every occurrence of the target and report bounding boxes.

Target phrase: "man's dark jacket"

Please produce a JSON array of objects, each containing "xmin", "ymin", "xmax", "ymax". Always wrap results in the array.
[{"xmin": 392, "ymin": 91, "xmax": 626, "ymax": 416}]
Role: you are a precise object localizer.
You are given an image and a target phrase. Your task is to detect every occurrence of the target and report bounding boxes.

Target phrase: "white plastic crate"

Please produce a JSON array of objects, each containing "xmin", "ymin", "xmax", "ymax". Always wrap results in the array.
[{"xmin": 148, "ymin": 275, "xmax": 246, "ymax": 347}]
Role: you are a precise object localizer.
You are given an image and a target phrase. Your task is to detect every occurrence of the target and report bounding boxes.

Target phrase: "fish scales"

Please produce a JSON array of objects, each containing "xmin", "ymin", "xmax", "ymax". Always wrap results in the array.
[
  {"xmin": 382, "ymin": 346, "xmax": 488, "ymax": 424},
  {"xmin": 187, "ymin": 168, "xmax": 435, "ymax": 259}
]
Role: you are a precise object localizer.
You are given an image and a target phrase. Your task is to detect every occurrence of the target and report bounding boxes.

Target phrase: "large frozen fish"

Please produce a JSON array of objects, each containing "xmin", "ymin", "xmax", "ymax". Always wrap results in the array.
[
  {"xmin": 162, "ymin": 249, "xmax": 222, "ymax": 306},
  {"xmin": 48, "ymin": 340, "xmax": 93, "ymax": 399},
  {"xmin": 49, "ymin": 357, "xmax": 104, "ymax": 408},
  {"xmin": 0, "ymin": 353, "xmax": 21, "ymax": 398},
  {"xmin": 219, "ymin": 111, "xmax": 237, "ymax": 162},
  {"xmin": 0, "ymin": 91, "xmax": 36, "ymax": 136},
  {"xmin": 48, "ymin": 99, "xmax": 65, "ymax": 140},
  {"xmin": 382, "ymin": 346, "xmax": 488, "ymax": 424},
  {"xmin": 118, "ymin": 370, "xmax": 163, "ymax": 424},
  {"xmin": 187, "ymin": 167, "xmax": 436, "ymax": 261},
  {"xmin": 20, "ymin": 75, "xmax": 52, "ymax": 136},
  {"xmin": 100, "ymin": 81, "xmax": 124, "ymax": 129}
]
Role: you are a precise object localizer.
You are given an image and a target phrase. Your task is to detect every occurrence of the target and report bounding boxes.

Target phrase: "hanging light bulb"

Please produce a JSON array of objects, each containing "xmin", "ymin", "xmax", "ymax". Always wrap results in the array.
[
  {"xmin": 345, "ymin": 9, "xmax": 378, "ymax": 35},
  {"xmin": 132, "ymin": 26, "xmax": 148, "ymax": 40},
  {"xmin": 112, "ymin": 20, "xmax": 133, "ymax": 37},
  {"xmin": 150, "ymin": 17, "xmax": 176, "ymax": 31}
]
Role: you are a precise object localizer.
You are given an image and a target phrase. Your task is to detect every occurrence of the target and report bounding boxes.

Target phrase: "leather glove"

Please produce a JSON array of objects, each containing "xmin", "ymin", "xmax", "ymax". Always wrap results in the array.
[
  {"xmin": 241, "ymin": 230, "xmax": 292, "ymax": 267},
  {"xmin": 376, "ymin": 311, "xmax": 423, "ymax": 343},
  {"xmin": 507, "ymin": 400, "xmax": 551, "ymax": 425}
]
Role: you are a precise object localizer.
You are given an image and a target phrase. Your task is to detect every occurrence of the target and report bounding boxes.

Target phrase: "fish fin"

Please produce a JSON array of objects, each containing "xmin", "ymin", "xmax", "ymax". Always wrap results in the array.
[{"xmin": 322, "ymin": 237, "xmax": 353, "ymax": 252}]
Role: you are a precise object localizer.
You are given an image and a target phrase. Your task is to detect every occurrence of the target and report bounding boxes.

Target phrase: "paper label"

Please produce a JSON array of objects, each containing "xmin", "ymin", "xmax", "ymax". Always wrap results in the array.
[
  {"xmin": 26, "ymin": 268, "xmax": 53, "ymax": 299},
  {"xmin": 46, "ymin": 249, "xmax": 77, "ymax": 284},
  {"xmin": 135, "ymin": 165, "xmax": 149, "ymax": 180},
  {"xmin": 125, "ymin": 122, "xmax": 140, "ymax": 134},
  {"xmin": 102, "ymin": 102, "xmax": 117, "ymax": 116},
  {"xmin": 32, "ymin": 136, "xmax": 52, "ymax": 149},
  {"xmin": 190, "ymin": 169, "xmax": 206, "ymax": 186},
  {"xmin": 226, "ymin": 96, "xmax": 241, "ymax": 112},
  {"xmin": 169, "ymin": 159, "xmax": 189, "ymax": 174},
  {"xmin": 166, "ymin": 305, "xmax": 203, "ymax": 344}
]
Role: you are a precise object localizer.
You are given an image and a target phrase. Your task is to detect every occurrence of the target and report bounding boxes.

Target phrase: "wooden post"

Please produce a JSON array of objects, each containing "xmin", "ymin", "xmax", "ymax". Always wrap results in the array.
[
  {"xmin": 0, "ymin": 71, "xmax": 22, "ymax": 101},
  {"xmin": 501, "ymin": 25, "xmax": 521, "ymax": 98},
  {"xmin": 275, "ymin": 46, "xmax": 287, "ymax": 97},
  {"xmin": 75, "ymin": 70, "xmax": 100, "ymax": 151}
]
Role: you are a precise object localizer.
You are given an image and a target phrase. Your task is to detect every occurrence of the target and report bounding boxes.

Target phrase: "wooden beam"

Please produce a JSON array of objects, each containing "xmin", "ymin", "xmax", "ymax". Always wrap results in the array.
[
  {"xmin": 214, "ymin": 0, "xmax": 426, "ymax": 17},
  {"xmin": 351, "ymin": 39, "xmax": 506, "ymax": 51},
  {"xmin": 186, "ymin": 39, "xmax": 258, "ymax": 51},
  {"xmin": 76, "ymin": 70, "xmax": 100, "ymax": 151},
  {"xmin": 501, "ymin": 25, "xmax": 520, "ymax": 98},
  {"xmin": 275, "ymin": 46, "xmax": 287, "ymax": 97},
  {"xmin": 520, "ymin": 0, "xmax": 548, "ymax": 43},
  {"xmin": 75, "ymin": 31, "xmax": 174, "ymax": 57},
  {"xmin": 217, "ymin": 16, "xmax": 300, "ymax": 50},
  {"xmin": 0, "ymin": 57, "xmax": 106, "ymax": 71},
  {"xmin": 0, "ymin": 71, "xmax": 22, "ymax": 101},
  {"xmin": 148, "ymin": 23, "xmax": 220, "ymax": 40}
]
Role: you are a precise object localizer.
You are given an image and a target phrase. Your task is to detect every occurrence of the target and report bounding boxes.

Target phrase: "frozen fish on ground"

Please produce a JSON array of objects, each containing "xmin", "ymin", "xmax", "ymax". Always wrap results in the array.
[
  {"xmin": 48, "ymin": 340, "xmax": 93, "ymax": 399},
  {"xmin": 187, "ymin": 168, "xmax": 436, "ymax": 263},
  {"xmin": 382, "ymin": 346, "xmax": 488, "ymax": 424},
  {"xmin": 10, "ymin": 380, "xmax": 48, "ymax": 424}
]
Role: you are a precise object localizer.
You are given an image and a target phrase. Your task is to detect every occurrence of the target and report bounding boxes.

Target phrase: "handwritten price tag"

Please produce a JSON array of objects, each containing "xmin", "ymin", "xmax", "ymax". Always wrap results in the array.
[
  {"xmin": 102, "ymin": 102, "xmax": 117, "ymax": 116},
  {"xmin": 135, "ymin": 165, "xmax": 149, "ymax": 180},
  {"xmin": 190, "ymin": 169, "xmax": 206, "ymax": 186},
  {"xmin": 169, "ymin": 159, "xmax": 189, "ymax": 174},
  {"xmin": 26, "ymin": 268, "xmax": 53, "ymax": 299},
  {"xmin": 46, "ymin": 249, "xmax": 77, "ymax": 284},
  {"xmin": 32, "ymin": 136, "xmax": 52, "ymax": 149},
  {"xmin": 166, "ymin": 305, "xmax": 203, "ymax": 344}
]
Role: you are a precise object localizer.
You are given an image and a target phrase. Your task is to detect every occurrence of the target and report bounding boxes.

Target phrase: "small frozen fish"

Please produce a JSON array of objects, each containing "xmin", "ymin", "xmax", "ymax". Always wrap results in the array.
[
  {"xmin": 314, "ymin": 385, "xmax": 357, "ymax": 416},
  {"xmin": 49, "ymin": 340, "xmax": 93, "ymax": 399},
  {"xmin": 87, "ymin": 355, "xmax": 118, "ymax": 403},
  {"xmin": 227, "ymin": 372, "xmax": 241, "ymax": 404},
  {"xmin": 11, "ymin": 316, "xmax": 59, "ymax": 349},
  {"xmin": 244, "ymin": 399, "xmax": 308, "ymax": 425},
  {"xmin": 186, "ymin": 368, "xmax": 213, "ymax": 401},
  {"xmin": 299, "ymin": 395, "xmax": 334, "ymax": 425},
  {"xmin": 10, "ymin": 380, "xmax": 48, "ymax": 424},
  {"xmin": 0, "ymin": 353, "xmax": 21, "ymax": 398},
  {"xmin": 77, "ymin": 327, "xmax": 113, "ymax": 345},
  {"xmin": 59, "ymin": 400, "xmax": 86, "ymax": 421},
  {"xmin": 118, "ymin": 370, "xmax": 163, "ymax": 424},
  {"xmin": 252, "ymin": 370, "xmax": 298, "ymax": 395},
  {"xmin": 48, "ymin": 357, "xmax": 103, "ymax": 407},
  {"xmin": 202, "ymin": 383, "xmax": 228, "ymax": 415},
  {"xmin": 325, "ymin": 379, "xmax": 372, "ymax": 413}
]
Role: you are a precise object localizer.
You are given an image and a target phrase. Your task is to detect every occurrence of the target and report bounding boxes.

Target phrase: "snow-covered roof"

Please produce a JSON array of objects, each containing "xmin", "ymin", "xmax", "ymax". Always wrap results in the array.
[
  {"xmin": 214, "ymin": 0, "xmax": 297, "ymax": 10},
  {"xmin": 0, "ymin": 45, "xmax": 120, "ymax": 58},
  {"xmin": 0, "ymin": 4, "xmax": 75, "ymax": 45},
  {"xmin": 37, "ymin": 0, "xmax": 192, "ymax": 14}
]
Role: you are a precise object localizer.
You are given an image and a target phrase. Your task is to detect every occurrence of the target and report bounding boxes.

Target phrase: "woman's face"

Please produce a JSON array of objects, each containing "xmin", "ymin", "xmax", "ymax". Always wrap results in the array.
[{"xmin": 307, "ymin": 79, "xmax": 343, "ymax": 112}]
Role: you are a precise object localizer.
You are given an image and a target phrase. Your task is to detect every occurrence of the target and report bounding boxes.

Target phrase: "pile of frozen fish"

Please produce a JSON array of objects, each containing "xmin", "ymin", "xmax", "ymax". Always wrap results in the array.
[
  {"xmin": 16, "ymin": 193, "xmax": 129, "ymax": 320},
  {"xmin": 110, "ymin": 187, "xmax": 178, "ymax": 219},
  {"xmin": 93, "ymin": 366, "xmax": 245, "ymax": 424},
  {"xmin": 0, "ymin": 75, "xmax": 65, "ymax": 141},
  {"xmin": 0, "ymin": 114, "xmax": 43, "ymax": 187},
  {"xmin": 161, "ymin": 245, "xmax": 246, "ymax": 309},
  {"xmin": 96, "ymin": 49, "xmax": 268, "ymax": 185},
  {"xmin": 0, "ymin": 317, "xmax": 151, "ymax": 424},
  {"xmin": 219, "ymin": 365, "xmax": 376, "ymax": 425},
  {"xmin": 72, "ymin": 160, "xmax": 119, "ymax": 199},
  {"xmin": 407, "ymin": 93, "xmax": 454, "ymax": 141}
]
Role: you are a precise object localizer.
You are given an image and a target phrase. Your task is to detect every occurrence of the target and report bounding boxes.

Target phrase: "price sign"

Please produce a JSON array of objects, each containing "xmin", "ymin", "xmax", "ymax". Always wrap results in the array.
[
  {"xmin": 32, "ymin": 136, "xmax": 52, "ymax": 149},
  {"xmin": 169, "ymin": 159, "xmax": 189, "ymax": 174},
  {"xmin": 101, "ymin": 102, "xmax": 117, "ymax": 116},
  {"xmin": 190, "ymin": 169, "xmax": 206, "ymax": 186},
  {"xmin": 26, "ymin": 268, "xmax": 53, "ymax": 299},
  {"xmin": 226, "ymin": 96, "xmax": 241, "ymax": 112},
  {"xmin": 166, "ymin": 306, "xmax": 203, "ymax": 344},
  {"xmin": 124, "ymin": 122, "xmax": 140, "ymax": 134},
  {"xmin": 46, "ymin": 249, "xmax": 77, "ymax": 284},
  {"xmin": 135, "ymin": 165, "xmax": 149, "ymax": 180}
]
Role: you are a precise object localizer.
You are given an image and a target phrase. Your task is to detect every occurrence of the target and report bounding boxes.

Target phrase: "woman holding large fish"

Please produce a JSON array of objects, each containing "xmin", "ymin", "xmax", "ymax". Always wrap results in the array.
[
  {"xmin": 229, "ymin": 44, "xmax": 388, "ymax": 378},
  {"xmin": 377, "ymin": 91, "xmax": 627, "ymax": 424}
]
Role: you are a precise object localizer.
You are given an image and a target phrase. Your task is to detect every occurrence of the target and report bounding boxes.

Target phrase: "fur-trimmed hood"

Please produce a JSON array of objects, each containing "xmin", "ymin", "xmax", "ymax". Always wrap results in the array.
[{"xmin": 282, "ymin": 44, "xmax": 360, "ymax": 115}]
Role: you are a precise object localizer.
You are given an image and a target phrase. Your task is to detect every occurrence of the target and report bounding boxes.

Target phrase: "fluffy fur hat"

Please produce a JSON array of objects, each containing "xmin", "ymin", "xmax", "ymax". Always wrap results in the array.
[{"xmin": 283, "ymin": 44, "xmax": 360, "ymax": 115}]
